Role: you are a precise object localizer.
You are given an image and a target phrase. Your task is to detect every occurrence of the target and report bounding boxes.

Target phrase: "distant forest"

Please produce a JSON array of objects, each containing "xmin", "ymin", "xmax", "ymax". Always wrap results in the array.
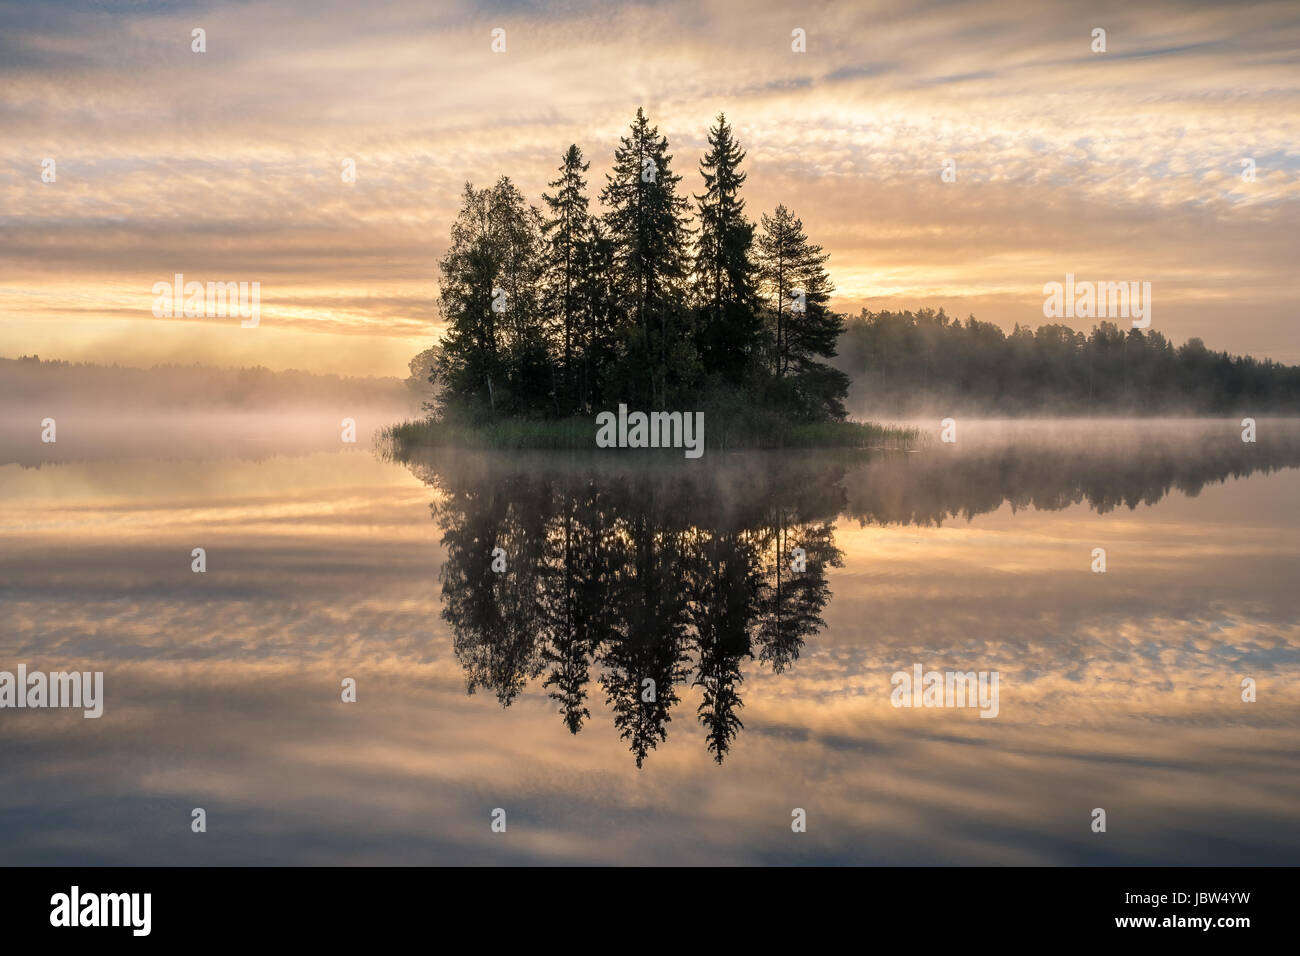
[
  {"xmin": 427, "ymin": 109, "xmax": 850, "ymax": 426},
  {"xmin": 835, "ymin": 309, "xmax": 1300, "ymax": 416}
]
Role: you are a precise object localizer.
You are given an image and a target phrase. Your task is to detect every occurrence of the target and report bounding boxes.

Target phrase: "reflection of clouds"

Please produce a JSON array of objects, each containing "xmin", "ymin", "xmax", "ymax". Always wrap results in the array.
[
  {"xmin": 2, "ymin": 0, "xmax": 1298, "ymax": 372},
  {"xmin": 2, "ymin": 457, "xmax": 446, "ymax": 662},
  {"xmin": 2, "ymin": 448, "xmax": 1299, "ymax": 861},
  {"xmin": 820, "ymin": 470, "xmax": 1300, "ymax": 710},
  {"xmin": 1, "ymin": 660, "xmax": 1296, "ymax": 864}
]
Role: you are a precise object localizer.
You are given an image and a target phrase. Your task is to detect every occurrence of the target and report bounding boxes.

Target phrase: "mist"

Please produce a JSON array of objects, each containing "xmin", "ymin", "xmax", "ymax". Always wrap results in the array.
[
  {"xmin": 0, "ymin": 356, "xmax": 421, "ymax": 466},
  {"xmin": 833, "ymin": 309, "xmax": 1300, "ymax": 421}
]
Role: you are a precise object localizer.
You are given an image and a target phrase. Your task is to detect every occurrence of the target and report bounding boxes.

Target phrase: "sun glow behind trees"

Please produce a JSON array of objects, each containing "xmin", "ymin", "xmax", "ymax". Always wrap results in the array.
[{"xmin": 429, "ymin": 110, "xmax": 850, "ymax": 425}]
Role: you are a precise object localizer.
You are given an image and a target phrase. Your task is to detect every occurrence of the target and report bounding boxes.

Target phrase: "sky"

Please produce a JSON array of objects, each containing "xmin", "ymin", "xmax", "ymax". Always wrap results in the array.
[{"xmin": 2, "ymin": 0, "xmax": 1298, "ymax": 377}]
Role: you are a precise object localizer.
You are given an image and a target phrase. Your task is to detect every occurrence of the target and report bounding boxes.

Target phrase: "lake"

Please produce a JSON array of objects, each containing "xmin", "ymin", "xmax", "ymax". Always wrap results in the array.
[{"xmin": 2, "ymin": 416, "xmax": 1298, "ymax": 864}]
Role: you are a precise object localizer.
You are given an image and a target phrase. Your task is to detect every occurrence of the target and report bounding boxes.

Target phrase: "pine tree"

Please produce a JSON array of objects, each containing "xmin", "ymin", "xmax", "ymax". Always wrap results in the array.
[
  {"xmin": 600, "ymin": 108, "xmax": 696, "ymax": 406},
  {"xmin": 541, "ymin": 145, "xmax": 591, "ymax": 414}
]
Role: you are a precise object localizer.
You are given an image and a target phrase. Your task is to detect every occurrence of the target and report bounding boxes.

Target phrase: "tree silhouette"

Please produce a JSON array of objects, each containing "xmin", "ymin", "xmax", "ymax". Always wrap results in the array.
[
  {"xmin": 693, "ymin": 113, "xmax": 762, "ymax": 388},
  {"xmin": 600, "ymin": 107, "xmax": 696, "ymax": 407},
  {"xmin": 835, "ymin": 309, "xmax": 1300, "ymax": 415},
  {"xmin": 426, "ymin": 109, "xmax": 855, "ymax": 428},
  {"xmin": 541, "ymin": 145, "xmax": 591, "ymax": 415}
]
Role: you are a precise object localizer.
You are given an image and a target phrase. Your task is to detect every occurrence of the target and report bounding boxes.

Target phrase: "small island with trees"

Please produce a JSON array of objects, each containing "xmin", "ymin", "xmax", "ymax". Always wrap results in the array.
[
  {"xmin": 391, "ymin": 108, "xmax": 1300, "ymax": 454},
  {"xmin": 392, "ymin": 108, "xmax": 913, "ymax": 452}
]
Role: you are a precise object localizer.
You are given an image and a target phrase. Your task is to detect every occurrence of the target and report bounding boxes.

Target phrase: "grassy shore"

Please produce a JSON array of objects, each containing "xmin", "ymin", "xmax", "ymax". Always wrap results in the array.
[{"xmin": 385, "ymin": 415, "xmax": 922, "ymax": 453}]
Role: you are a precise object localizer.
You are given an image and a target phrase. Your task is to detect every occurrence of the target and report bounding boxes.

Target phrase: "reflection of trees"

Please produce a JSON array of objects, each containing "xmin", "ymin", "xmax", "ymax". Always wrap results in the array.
[
  {"xmin": 839, "ymin": 426, "xmax": 1300, "ymax": 526},
  {"xmin": 408, "ymin": 425, "xmax": 1300, "ymax": 765},
  {"xmin": 755, "ymin": 511, "xmax": 841, "ymax": 675},
  {"xmin": 434, "ymin": 474, "xmax": 550, "ymax": 705},
  {"xmin": 425, "ymin": 456, "xmax": 844, "ymax": 766}
]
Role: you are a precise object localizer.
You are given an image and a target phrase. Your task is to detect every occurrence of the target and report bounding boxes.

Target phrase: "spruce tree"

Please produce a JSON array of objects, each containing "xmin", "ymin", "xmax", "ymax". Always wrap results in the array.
[
  {"xmin": 575, "ymin": 219, "xmax": 618, "ymax": 412},
  {"xmin": 541, "ymin": 145, "xmax": 591, "ymax": 414},
  {"xmin": 600, "ymin": 107, "xmax": 696, "ymax": 406},
  {"xmin": 693, "ymin": 113, "xmax": 761, "ymax": 386}
]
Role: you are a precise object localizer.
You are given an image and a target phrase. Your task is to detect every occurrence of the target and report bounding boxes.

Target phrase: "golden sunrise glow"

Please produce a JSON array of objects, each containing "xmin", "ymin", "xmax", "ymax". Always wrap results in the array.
[{"xmin": 3, "ymin": 0, "xmax": 1298, "ymax": 375}]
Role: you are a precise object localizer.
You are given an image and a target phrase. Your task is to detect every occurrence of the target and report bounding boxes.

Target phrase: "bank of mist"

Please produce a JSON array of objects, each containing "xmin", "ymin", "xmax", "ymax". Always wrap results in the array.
[
  {"xmin": 0, "ymin": 356, "xmax": 420, "ymax": 466},
  {"xmin": 832, "ymin": 309, "xmax": 1300, "ymax": 420}
]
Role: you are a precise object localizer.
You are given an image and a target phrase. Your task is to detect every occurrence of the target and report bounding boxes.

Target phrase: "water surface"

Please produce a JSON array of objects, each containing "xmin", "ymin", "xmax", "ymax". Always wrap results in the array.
[{"xmin": 2, "ymin": 418, "xmax": 1298, "ymax": 864}]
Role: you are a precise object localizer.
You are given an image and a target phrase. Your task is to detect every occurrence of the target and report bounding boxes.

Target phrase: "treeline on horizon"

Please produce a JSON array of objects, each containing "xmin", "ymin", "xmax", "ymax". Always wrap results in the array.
[
  {"xmin": 0, "ymin": 355, "xmax": 410, "ymax": 409},
  {"xmin": 834, "ymin": 309, "xmax": 1300, "ymax": 416},
  {"xmin": 424, "ymin": 108, "xmax": 850, "ymax": 428}
]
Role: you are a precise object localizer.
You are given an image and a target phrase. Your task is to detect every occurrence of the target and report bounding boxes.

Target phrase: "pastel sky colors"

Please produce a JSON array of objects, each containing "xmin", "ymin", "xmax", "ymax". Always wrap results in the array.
[{"xmin": 2, "ymin": 0, "xmax": 1297, "ymax": 376}]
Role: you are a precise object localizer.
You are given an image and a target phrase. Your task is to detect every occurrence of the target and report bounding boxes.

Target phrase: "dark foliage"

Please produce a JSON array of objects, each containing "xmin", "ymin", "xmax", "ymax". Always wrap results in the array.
[
  {"xmin": 427, "ymin": 110, "xmax": 849, "ymax": 425},
  {"xmin": 836, "ymin": 308, "xmax": 1300, "ymax": 415}
]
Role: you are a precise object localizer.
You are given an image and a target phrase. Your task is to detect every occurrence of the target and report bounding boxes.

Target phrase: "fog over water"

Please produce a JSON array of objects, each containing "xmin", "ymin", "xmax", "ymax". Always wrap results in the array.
[{"xmin": 1, "ymin": 411, "xmax": 1297, "ymax": 864}]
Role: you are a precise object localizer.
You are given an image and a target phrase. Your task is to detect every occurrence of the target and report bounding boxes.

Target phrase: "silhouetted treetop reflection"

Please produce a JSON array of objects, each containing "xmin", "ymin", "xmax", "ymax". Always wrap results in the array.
[
  {"xmin": 424, "ymin": 456, "xmax": 843, "ymax": 766},
  {"xmin": 402, "ymin": 423, "xmax": 1300, "ymax": 766}
]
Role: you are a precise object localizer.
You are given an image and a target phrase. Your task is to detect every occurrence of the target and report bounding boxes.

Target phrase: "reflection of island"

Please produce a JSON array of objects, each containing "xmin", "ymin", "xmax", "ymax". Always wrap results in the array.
[
  {"xmin": 402, "ymin": 421, "xmax": 1300, "ymax": 765},
  {"xmin": 419, "ymin": 456, "xmax": 844, "ymax": 766}
]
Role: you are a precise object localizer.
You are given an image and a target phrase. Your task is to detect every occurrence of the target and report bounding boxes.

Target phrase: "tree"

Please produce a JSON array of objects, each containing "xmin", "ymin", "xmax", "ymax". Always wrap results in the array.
[
  {"xmin": 692, "ymin": 113, "xmax": 761, "ymax": 386},
  {"xmin": 757, "ymin": 205, "xmax": 849, "ymax": 419},
  {"xmin": 576, "ymin": 219, "xmax": 619, "ymax": 412},
  {"xmin": 600, "ymin": 107, "xmax": 696, "ymax": 406},
  {"xmin": 406, "ymin": 344, "xmax": 442, "ymax": 412},
  {"xmin": 541, "ymin": 145, "xmax": 591, "ymax": 414},
  {"xmin": 434, "ymin": 178, "xmax": 547, "ymax": 417}
]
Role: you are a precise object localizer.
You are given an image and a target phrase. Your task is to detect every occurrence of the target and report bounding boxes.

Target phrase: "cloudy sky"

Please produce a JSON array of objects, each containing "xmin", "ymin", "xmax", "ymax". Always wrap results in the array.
[{"xmin": 2, "ymin": 0, "xmax": 1297, "ymax": 376}]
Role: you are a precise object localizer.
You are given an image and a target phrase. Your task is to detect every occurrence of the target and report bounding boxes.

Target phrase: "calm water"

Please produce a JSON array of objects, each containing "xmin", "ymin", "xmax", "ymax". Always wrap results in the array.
[{"xmin": 2, "ymin": 417, "xmax": 1298, "ymax": 864}]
